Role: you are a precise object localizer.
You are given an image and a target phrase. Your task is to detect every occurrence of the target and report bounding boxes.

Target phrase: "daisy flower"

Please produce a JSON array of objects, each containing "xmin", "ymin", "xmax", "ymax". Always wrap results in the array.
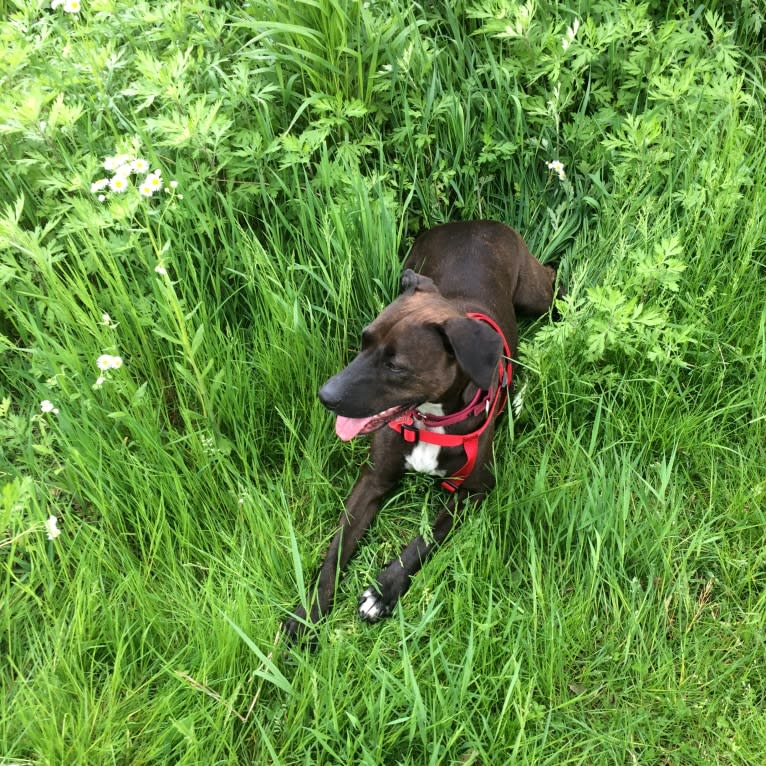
[
  {"xmin": 144, "ymin": 172, "xmax": 163, "ymax": 193},
  {"xmin": 103, "ymin": 154, "xmax": 130, "ymax": 172},
  {"xmin": 139, "ymin": 181, "xmax": 155, "ymax": 197},
  {"xmin": 109, "ymin": 175, "xmax": 129, "ymax": 193},
  {"xmin": 545, "ymin": 159, "xmax": 567, "ymax": 181},
  {"xmin": 90, "ymin": 178, "xmax": 109, "ymax": 193},
  {"xmin": 63, "ymin": 0, "xmax": 82, "ymax": 12},
  {"xmin": 96, "ymin": 354, "xmax": 122, "ymax": 371},
  {"xmin": 131, "ymin": 158, "xmax": 150, "ymax": 174},
  {"xmin": 40, "ymin": 400, "xmax": 59, "ymax": 414},
  {"xmin": 46, "ymin": 515, "xmax": 61, "ymax": 540},
  {"xmin": 51, "ymin": 0, "xmax": 64, "ymax": 7}
]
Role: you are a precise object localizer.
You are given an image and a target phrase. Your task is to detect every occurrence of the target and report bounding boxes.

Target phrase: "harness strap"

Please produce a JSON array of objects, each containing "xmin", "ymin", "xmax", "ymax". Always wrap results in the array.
[{"xmin": 388, "ymin": 312, "xmax": 512, "ymax": 493}]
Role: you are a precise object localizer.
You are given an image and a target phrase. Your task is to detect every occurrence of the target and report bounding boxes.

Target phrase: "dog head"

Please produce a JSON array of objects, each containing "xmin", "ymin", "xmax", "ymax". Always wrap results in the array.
[{"xmin": 318, "ymin": 270, "xmax": 503, "ymax": 440}]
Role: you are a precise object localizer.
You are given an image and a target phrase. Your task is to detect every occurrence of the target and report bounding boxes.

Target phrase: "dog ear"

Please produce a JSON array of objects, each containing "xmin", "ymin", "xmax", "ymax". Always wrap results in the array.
[
  {"xmin": 400, "ymin": 269, "xmax": 438, "ymax": 295},
  {"xmin": 440, "ymin": 317, "xmax": 503, "ymax": 390}
]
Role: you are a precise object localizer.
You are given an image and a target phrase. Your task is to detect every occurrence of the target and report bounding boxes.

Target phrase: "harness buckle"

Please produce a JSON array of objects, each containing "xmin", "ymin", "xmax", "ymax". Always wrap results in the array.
[
  {"xmin": 440, "ymin": 479, "xmax": 461, "ymax": 493},
  {"xmin": 400, "ymin": 423, "xmax": 420, "ymax": 444}
]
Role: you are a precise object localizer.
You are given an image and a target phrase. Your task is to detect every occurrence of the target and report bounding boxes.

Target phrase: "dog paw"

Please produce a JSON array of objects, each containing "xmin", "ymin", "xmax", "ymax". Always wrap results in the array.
[
  {"xmin": 283, "ymin": 605, "xmax": 318, "ymax": 648},
  {"xmin": 282, "ymin": 614, "xmax": 303, "ymax": 641},
  {"xmin": 358, "ymin": 586, "xmax": 396, "ymax": 623},
  {"xmin": 358, "ymin": 565, "xmax": 411, "ymax": 623},
  {"xmin": 282, "ymin": 607, "xmax": 306, "ymax": 641}
]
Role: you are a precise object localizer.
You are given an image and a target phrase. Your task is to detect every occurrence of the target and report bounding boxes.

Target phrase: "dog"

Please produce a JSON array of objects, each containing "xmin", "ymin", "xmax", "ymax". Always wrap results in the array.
[{"xmin": 284, "ymin": 220, "xmax": 559, "ymax": 640}]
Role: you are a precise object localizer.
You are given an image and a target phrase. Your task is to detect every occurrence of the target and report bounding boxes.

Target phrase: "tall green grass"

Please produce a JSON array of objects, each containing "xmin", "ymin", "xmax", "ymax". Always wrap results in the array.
[{"xmin": 1, "ymin": 1, "xmax": 765, "ymax": 763}]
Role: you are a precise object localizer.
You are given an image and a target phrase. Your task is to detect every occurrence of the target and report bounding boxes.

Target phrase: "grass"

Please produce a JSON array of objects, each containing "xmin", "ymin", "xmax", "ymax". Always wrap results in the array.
[{"xmin": 1, "ymin": 0, "xmax": 765, "ymax": 763}]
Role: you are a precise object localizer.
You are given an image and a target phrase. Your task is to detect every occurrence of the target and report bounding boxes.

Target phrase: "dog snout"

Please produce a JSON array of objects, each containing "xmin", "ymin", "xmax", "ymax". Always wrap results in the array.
[{"xmin": 318, "ymin": 379, "xmax": 342, "ymax": 411}]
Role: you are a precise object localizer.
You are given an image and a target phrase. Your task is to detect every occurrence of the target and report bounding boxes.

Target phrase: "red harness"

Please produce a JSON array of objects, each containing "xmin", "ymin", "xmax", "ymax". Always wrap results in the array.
[{"xmin": 387, "ymin": 312, "xmax": 513, "ymax": 493}]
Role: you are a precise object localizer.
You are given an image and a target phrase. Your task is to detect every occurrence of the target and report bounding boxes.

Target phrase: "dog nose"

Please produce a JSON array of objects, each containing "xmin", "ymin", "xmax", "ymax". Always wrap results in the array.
[{"xmin": 318, "ymin": 380, "xmax": 341, "ymax": 411}]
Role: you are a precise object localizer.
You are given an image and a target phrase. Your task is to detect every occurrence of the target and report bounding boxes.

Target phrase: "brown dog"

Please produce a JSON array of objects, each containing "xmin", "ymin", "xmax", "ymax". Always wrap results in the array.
[{"xmin": 284, "ymin": 221, "xmax": 558, "ymax": 640}]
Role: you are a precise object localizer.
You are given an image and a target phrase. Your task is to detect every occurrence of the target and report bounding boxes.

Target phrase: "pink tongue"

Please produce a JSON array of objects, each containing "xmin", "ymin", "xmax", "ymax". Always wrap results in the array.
[{"xmin": 335, "ymin": 415, "xmax": 375, "ymax": 441}]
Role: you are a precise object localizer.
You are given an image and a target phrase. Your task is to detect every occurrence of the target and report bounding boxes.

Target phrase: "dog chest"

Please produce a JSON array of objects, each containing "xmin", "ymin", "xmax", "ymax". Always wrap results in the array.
[
  {"xmin": 403, "ymin": 403, "xmax": 448, "ymax": 478},
  {"xmin": 405, "ymin": 439, "xmax": 447, "ymax": 477}
]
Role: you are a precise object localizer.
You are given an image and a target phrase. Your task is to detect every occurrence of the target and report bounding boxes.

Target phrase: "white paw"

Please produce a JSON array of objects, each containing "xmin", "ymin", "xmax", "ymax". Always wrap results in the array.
[{"xmin": 358, "ymin": 586, "xmax": 391, "ymax": 623}]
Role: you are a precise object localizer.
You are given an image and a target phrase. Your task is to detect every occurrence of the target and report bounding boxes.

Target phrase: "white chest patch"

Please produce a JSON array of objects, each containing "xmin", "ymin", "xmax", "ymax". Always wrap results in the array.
[{"xmin": 404, "ymin": 403, "xmax": 447, "ymax": 477}]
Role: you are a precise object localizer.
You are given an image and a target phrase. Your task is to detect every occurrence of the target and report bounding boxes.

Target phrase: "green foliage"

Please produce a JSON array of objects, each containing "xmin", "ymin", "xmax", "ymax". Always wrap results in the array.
[
  {"xmin": 531, "ymin": 228, "xmax": 694, "ymax": 373},
  {"xmin": 1, "ymin": 0, "xmax": 765, "ymax": 764}
]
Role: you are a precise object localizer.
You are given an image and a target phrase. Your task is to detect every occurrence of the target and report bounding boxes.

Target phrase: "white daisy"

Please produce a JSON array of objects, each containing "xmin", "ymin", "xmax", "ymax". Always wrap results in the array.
[
  {"xmin": 90, "ymin": 178, "xmax": 109, "ymax": 193},
  {"xmin": 103, "ymin": 154, "xmax": 130, "ymax": 172},
  {"xmin": 97, "ymin": 354, "xmax": 122, "ymax": 371},
  {"xmin": 46, "ymin": 515, "xmax": 61, "ymax": 540},
  {"xmin": 546, "ymin": 159, "xmax": 567, "ymax": 181},
  {"xmin": 144, "ymin": 173, "xmax": 163, "ymax": 193},
  {"xmin": 109, "ymin": 175, "xmax": 129, "ymax": 193}
]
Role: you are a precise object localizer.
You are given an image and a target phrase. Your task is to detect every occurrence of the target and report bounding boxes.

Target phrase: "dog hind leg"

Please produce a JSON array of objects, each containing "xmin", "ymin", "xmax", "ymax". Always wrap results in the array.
[{"xmin": 512, "ymin": 263, "xmax": 560, "ymax": 317}]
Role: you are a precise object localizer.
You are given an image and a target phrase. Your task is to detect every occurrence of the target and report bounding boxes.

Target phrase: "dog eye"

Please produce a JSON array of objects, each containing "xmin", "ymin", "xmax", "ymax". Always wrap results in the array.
[{"xmin": 384, "ymin": 359, "xmax": 404, "ymax": 374}]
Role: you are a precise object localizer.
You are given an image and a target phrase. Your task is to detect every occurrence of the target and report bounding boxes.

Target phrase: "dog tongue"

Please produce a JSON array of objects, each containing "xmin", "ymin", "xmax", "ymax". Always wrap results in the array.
[{"xmin": 335, "ymin": 415, "xmax": 375, "ymax": 441}]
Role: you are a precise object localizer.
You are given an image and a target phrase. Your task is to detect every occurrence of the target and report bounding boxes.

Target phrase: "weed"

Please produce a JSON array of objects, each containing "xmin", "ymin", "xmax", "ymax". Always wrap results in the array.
[{"xmin": 1, "ymin": 1, "xmax": 764, "ymax": 764}]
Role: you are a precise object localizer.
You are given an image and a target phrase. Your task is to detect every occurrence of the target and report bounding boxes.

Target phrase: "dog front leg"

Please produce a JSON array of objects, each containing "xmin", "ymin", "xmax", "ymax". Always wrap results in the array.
[
  {"xmin": 358, "ymin": 481, "xmax": 488, "ymax": 623},
  {"xmin": 284, "ymin": 465, "xmax": 398, "ymax": 640}
]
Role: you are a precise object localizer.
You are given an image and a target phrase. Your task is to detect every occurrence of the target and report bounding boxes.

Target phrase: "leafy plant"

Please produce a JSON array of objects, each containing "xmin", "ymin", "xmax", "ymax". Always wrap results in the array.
[{"xmin": 1, "ymin": 1, "xmax": 764, "ymax": 764}]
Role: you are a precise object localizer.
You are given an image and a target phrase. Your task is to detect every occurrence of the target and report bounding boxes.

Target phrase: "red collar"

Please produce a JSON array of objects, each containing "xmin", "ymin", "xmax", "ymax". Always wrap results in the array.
[{"xmin": 387, "ymin": 312, "xmax": 513, "ymax": 493}]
